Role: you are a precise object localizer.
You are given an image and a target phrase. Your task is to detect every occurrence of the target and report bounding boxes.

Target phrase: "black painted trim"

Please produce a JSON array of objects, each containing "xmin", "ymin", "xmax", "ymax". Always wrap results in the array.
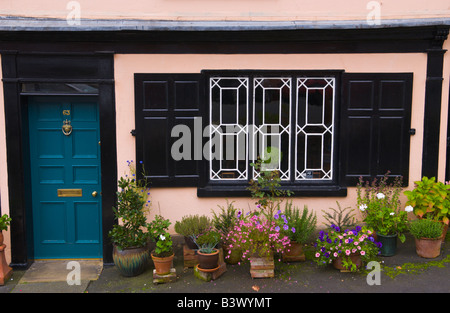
[
  {"xmin": 1, "ymin": 52, "xmax": 116, "ymax": 267},
  {"xmin": 0, "ymin": 26, "xmax": 448, "ymax": 54},
  {"xmin": 422, "ymin": 49, "xmax": 447, "ymax": 178}
]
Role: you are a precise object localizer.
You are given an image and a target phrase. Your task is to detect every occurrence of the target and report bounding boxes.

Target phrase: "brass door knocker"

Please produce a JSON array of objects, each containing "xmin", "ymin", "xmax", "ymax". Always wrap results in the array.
[{"xmin": 62, "ymin": 119, "xmax": 73, "ymax": 136}]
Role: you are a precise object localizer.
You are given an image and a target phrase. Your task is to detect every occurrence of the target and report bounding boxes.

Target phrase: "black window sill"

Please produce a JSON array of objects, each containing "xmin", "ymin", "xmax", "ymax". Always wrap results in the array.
[{"xmin": 197, "ymin": 184, "xmax": 347, "ymax": 198}]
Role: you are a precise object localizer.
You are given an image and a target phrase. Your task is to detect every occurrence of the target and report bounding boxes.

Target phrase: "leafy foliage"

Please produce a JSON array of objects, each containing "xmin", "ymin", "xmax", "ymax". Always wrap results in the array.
[
  {"xmin": 357, "ymin": 174, "xmax": 409, "ymax": 242},
  {"xmin": 211, "ymin": 200, "xmax": 240, "ymax": 239},
  {"xmin": 174, "ymin": 215, "xmax": 212, "ymax": 238},
  {"xmin": 0, "ymin": 214, "xmax": 11, "ymax": 232},
  {"xmin": 409, "ymin": 218, "xmax": 444, "ymax": 239},
  {"xmin": 281, "ymin": 201, "xmax": 317, "ymax": 244},
  {"xmin": 109, "ymin": 175, "xmax": 150, "ymax": 250},
  {"xmin": 322, "ymin": 201, "xmax": 356, "ymax": 230},
  {"xmin": 404, "ymin": 176, "xmax": 450, "ymax": 225},
  {"xmin": 247, "ymin": 158, "xmax": 293, "ymax": 222},
  {"xmin": 194, "ymin": 228, "xmax": 221, "ymax": 253}
]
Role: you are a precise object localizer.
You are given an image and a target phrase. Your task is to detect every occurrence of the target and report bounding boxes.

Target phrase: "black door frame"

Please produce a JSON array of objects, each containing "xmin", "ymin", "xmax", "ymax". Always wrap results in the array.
[{"xmin": 2, "ymin": 52, "xmax": 116, "ymax": 267}]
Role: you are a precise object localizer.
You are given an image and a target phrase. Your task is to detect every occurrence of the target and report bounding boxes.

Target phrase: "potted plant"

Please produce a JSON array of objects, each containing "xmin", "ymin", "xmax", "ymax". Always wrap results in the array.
[
  {"xmin": 0, "ymin": 214, "xmax": 11, "ymax": 244},
  {"xmin": 357, "ymin": 174, "xmax": 409, "ymax": 256},
  {"xmin": 108, "ymin": 165, "xmax": 151, "ymax": 277},
  {"xmin": 174, "ymin": 214, "xmax": 212, "ymax": 249},
  {"xmin": 225, "ymin": 210, "xmax": 291, "ymax": 278},
  {"xmin": 0, "ymin": 214, "xmax": 12, "ymax": 285},
  {"xmin": 151, "ymin": 230, "xmax": 174, "ymax": 275},
  {"xmin": 211, "ymin": 200, "xmax": 243, "ymax": 264},
  {"xmin": 409, "ymin": 218, "xmax": 444, "ymax": 259},
  {"xmin": 404, "ymin": 176, "xmax": 450, "ymax": 241},
  {"xmin": 314, "ymin": 224, "xmax": 381, "ymax": 272},
  {"xmin": 278, "ymin": 201, "xmax": 317, "ymax": 261},
  {"xmin": 193, "ymin": 228, "xmax": 221, "ymax": 271}
]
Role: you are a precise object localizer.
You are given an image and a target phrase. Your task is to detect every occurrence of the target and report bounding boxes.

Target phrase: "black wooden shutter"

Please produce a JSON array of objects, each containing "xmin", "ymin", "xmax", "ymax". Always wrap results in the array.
[
  {"xmin": 134, "ymin": 74, "xmax": 204, "ymax": 187},
  {"xmin": 340, "ymin": 73, "xmax": 413, "ymax": 186}
]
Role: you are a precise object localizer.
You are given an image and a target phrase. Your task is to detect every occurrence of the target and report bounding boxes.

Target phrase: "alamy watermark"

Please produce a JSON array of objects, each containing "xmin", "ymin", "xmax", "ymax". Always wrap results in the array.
[
  {"xmin": 66, "ymin": 1, "xmax": 81, "ymax": 26},
  {"xmin": 66, "ymin": 261, "xmax": 81, "ymax": 286},
  {"xmin": 366, "ymin": 1, "xmax": 381, "ymax": 26}
]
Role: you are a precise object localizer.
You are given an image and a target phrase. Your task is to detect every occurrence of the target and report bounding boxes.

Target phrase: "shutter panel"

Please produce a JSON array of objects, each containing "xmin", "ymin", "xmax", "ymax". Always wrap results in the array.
[
  {"xmin": 135, "ymin": 74, "xmax": 204, "ymax": 187},
  {"xmin": 340, "ymin": 73, "xmax": 413, "ymax": 186}
]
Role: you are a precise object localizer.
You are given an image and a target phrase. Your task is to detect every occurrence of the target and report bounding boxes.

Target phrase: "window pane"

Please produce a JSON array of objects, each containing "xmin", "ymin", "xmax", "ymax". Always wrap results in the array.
[
  {"xmin": 253, "ymin": 78, "xmax": 291, "ymax": 180},
  {"xmin": 296, "ymin": 78, "xmax": 335, "ymax": 180},
  {"xmin": 210, "ymin": 78, "xmax": 248, "ymax": 180}
]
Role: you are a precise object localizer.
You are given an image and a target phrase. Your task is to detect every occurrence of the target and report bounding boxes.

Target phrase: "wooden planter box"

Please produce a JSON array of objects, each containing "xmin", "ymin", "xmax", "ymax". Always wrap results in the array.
[{"xmin": 249, "ymin": 254, "xmax": 274, "ymax": 278}]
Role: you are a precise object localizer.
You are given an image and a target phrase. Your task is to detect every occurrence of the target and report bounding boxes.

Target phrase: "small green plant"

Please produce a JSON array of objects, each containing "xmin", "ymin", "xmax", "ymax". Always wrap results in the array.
[
  {"xmin": 0, "ymin": 214, "xmax": 11, "ymax": 232},
  {"xmin": 409, "ymin": 218, "xmax": 444, "ymax": 239},
  {"xmin": 109, "ymin": 170, "xmax": 150, "ymax": 250},
  {"xmin": 153, "ymin": 231, "xmax": 173, "ymax": 258},
  {"xmin": 211, "ymin": 200, "xmax": 240, "ymax": 238},
  {"xmin": 404, "ymin": 176, "xmax": 450, "ymax": 225},
  {"xmin": 194, "ymin": 228, "xmax": 221, "ymax": 253},
  {"xmin": 322, "ymin": 201, "xmax": 356, "ymax": 229},
  {"xmin": 280, "ymin": 201, "xmax": 317, "ymax": 244},
  {"xmin": 147, "ymin": 214, "xmax": 171, "ymax": 243},
  {"xmin": 174, "ymin": 215, "xmax": 212, "ymax": 239},
  {"xmin": 247, "ymin": 157, "xmax": 293, "ymax": 221}
]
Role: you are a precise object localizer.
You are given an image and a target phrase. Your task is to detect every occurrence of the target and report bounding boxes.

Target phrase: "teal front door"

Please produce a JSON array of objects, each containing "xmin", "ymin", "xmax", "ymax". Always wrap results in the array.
[{"xmin": 28, "ymin": 96, "xmax": 102, "ymax": 259}]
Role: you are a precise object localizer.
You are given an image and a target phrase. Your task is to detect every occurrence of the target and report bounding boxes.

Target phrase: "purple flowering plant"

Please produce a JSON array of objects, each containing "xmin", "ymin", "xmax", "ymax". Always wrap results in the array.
[{"xmin": 314, "ymin": 224, "xmax": 381, "ymax": 271}]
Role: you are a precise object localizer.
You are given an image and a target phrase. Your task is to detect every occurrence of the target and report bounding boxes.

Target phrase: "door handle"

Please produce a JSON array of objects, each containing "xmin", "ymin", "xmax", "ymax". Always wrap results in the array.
[{"xmin": 92, "ymin": 191, "xmax": 98, "ymax": 197}]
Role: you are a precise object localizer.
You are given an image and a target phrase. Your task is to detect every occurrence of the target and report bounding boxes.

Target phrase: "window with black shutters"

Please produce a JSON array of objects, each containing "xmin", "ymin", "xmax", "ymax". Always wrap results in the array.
[{"xmin": 134, "ymin": 71, "xmax": 413, "ymax": 194}]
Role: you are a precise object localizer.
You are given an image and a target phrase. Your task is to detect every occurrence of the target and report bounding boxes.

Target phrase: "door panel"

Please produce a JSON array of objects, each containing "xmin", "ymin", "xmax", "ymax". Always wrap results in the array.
[{"xmin": 28, "ymin": 96, "xmax": 102, "ymax": 259}]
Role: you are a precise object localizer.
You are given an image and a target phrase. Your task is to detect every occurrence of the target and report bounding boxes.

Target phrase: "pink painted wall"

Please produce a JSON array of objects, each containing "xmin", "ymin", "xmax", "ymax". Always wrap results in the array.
[
  {"xmin": 0, "ymin": 0, "xmax": 449, "ymax": 21},
  {"xmin": 114, "ymin": 52, "xmax": 431, "ymax": 233}
]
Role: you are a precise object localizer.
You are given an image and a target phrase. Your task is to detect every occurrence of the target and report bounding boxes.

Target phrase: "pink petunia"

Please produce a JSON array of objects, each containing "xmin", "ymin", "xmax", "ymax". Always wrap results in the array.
[
  {"xmin": 361, "ymin": 251, "xmax": 366, "ymax": 255},
  {"xmin": 345, "ymin": 250, "xmax": 351, "ymax": 256},
  {"xmin": 315, "ymin": 253, "xmax": 320, "ymax": 257}
]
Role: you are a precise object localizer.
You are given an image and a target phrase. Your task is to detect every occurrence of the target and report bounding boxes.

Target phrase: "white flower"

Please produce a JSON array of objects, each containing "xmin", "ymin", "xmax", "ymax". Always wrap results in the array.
[
  {"xmin": 376, "ymin": 193, "xmax": 385, "ymax": 199},
  {"xmin": 390, "ymin": 212, "xmax": 395, "ymax": 216},
  {"xmin": 359, "ymin": 204, "xmax": 368, "ymax": 211},
  {"xmin": 160, "ymin": 234, "xmax": 166, "ymax": 241},
  {"xmin": 405, "ymin": 205, "xmax": 414, "ymax": 212}
]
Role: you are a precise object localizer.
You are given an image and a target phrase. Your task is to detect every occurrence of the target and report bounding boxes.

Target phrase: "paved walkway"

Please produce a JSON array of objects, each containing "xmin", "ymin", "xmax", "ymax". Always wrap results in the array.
[{"xmin": 1, "ymin": 234, "xmax": 449, "ymax": 295}]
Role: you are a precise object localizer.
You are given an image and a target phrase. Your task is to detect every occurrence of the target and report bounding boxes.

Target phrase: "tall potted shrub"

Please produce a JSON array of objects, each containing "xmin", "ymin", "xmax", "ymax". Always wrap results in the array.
[
  {"xmin": 109, "ymin": 164, "xmax": 151, "ymax": 277},
  {"xmin": 409, "ymin": 218, "xmax": 443, "ymax": 258},
  {"xmin": 279, "ymin": 201, "xmax": 317, "ymax": 261},
  {"xmin": 357, "ymin": 173, "xmax": 409, "ymax": 256}
]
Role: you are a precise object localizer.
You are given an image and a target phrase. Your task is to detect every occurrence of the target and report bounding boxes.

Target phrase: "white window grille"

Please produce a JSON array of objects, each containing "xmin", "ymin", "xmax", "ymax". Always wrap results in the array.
[
  {"xmin": 252, "ymin": 78, "xmax": 291, "ymax": 181},
  {"xmin": 210, "ymin": 77, "xmax": 249, "ymax": 180},
  {"xmin": 209, "ymin": 75, "xmax": 335, "ymax": 182},
  {"xmin": 295, "ymin": 78, "xmax": 335, "ymax": 180}
]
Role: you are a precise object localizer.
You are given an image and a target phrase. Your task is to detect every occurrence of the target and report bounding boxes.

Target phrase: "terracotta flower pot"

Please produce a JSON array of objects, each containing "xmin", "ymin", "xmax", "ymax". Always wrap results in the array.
[
  {"xmin": 414, "ymin": 237, "xmax": 441, "ymax": 258},
  {"xmin": 151, "ymin": 253, "xmax": 174, "ymax": 275},
  {"xmin": 113, "ymin": 244, "xmax": 150, "ymax": 277},
  {"xmin": 441, "ymin": 224, "xmax": 448, "ymax": 244},
  {"xmin": 332, "ymin": 253, "xmax": 362, "ymax": 271},
  {"xmin": 197, "ymin": 249, "xmax": 219, "ymax": 270},
  {"xmin": 284, "ymin": 241, "xmax": 303, "ymax": 257}
]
